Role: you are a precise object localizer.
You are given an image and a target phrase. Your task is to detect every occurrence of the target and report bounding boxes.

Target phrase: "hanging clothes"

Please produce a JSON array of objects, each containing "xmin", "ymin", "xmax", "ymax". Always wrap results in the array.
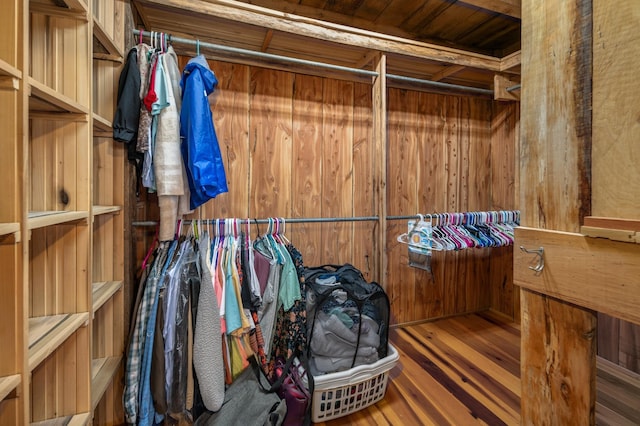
[
  {"xmin": 136, "ymin": 43, "xmax": 153, "ymax": 153},
  {"xmin": 124, "ymin": 219, "xmax": 308, "ymax": 425},
  {"xmin": 155, "ymin": 45, "xmax": 193, "ymax": 241},
  {"xmin": 115, "ymin": 40, "xmax": 231, "ymax": 238},
  {"xmin": 180, "ymin": 55, "xmax": 228, "ymax": 209},
  {"xmin": 124, "ymin": 242, "xmax": 169, "ymax": 425},
  {"xmin": 113, "ymin": 46, "xmax": 144, "ymax": 167},
  {"xmin": 193, "ymin": 232, "xmax": 225, "ymax": 412}
]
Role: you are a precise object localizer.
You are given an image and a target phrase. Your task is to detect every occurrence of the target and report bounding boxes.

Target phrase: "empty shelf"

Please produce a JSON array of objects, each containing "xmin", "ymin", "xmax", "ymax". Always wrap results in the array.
[
  {"xmin": 0, "ymin": 374, "xmax": 21, "ymax": 402},
  {"xmin": 30, "ymin": 412, "xmax": 91, "ymax": 426},
  {"xmin": 28, "ymin": 77, "xmax": 89, "ymax": 117},
  {"xmin": 92, "ymin": 281, "xmax": 123, "ymax": 313},
  {"xmin": 28, "ymin": 312, "xmax": 89, "ymax": 371},
  {"xmin": 93, "ymin": 17, "xmax": 123, "ymax": 62},
  {"xmin": 28, "ymin": 211, "xmax": 89, "ymax": 230},
  {"xmin": 92, "ymin": 112, "xmax": 113, "ymax": 135},
  {"xmin": 0, "ymin": 222, "xmax": 20, "ymax": 242},
  {"xmin": 92, "ymin": 205, "xmax": 122, "ymax": 217},
  {"xmin": 0, "ymin": 58, "xmax": 21, "ymax": 79},
  {"xmin": 91, "ymin": 356, "xmax": 122, "ymax": 409},
  {"xmin": 30, "ymin": 0, "xmax": 89, "ymax": 20}
]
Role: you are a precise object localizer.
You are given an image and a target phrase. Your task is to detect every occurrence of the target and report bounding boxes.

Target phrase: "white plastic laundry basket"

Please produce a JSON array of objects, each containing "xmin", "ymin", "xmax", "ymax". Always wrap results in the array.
[{"xmin": 311, "ymin": 344, "xmax": 400, "ymax": 422}]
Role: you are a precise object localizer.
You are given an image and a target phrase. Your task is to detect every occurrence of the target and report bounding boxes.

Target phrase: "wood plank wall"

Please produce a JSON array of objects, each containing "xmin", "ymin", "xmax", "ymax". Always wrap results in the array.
[
  {"xmin": 133, "ymin": 57, "xmax": 518, "ymax": 326},
  {"xmin": 385, "ymin": 91, "xmax": 517, "ymax": 324}
]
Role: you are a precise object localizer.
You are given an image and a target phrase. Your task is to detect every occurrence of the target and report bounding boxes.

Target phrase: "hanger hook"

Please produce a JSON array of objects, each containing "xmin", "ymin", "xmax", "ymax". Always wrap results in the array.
[
  {"xmin": 196, "ymin": 39, "xmax": 200, "ymax": 56},
  {"xmin": 520, "ymin": 246, "xmax": 544, "ymax": 275}
]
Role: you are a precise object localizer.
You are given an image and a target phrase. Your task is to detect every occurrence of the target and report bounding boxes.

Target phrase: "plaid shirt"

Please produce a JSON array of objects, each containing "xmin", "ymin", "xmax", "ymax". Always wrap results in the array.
[{"xmin": 123, "ymin": 245, "xmax": 169, "ymax": 424}]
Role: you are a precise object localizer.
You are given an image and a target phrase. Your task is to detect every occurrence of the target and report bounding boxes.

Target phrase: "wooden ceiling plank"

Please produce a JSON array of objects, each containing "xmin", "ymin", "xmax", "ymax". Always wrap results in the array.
[
  {"xmin": 457, "ymin": 0, "xmax": 521, "ymax": 19},
  {"xmin": 431, "ymin": 64, "xmax": 466, "ymax": 81},
  {"xmin": 135, "ymin": 0, "xmax": 502, "ymax": 71},
  {"xmin": 230, "ymin": 0, "xmax": 418, "ymax": 42}
]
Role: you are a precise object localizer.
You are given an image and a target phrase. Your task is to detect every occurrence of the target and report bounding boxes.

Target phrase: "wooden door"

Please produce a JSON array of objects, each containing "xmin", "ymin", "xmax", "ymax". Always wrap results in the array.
[{"xmin": 516, "ymin": 0, "xmax": 640, "ymax": 424}]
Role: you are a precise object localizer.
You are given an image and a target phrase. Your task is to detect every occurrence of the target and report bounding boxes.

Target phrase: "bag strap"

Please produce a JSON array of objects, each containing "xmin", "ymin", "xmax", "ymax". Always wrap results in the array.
[
  {"xmin": 248, "ymin": 355, "xmax": 275, "ymax": 392},
  {"xmin": 249, "ymin": 352, "xmax": 314, "ymax": 426}
]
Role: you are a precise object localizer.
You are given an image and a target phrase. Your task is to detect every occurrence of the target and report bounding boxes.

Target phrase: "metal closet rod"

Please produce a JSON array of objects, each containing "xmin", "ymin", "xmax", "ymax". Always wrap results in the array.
[
  {"xmin": 133, "ymin": 210, "xmax": 519, "ymax": 227},
  {"xmin": 133, "ymin": 29, "xmax": 494, "ymax": 96},
  {"xmin": 388, "ymin": 210, "xmax": 520, "ymax": 222},
  {"xmin": 132, "ymin": 216, "xmax": 380, "ymax": 227}
]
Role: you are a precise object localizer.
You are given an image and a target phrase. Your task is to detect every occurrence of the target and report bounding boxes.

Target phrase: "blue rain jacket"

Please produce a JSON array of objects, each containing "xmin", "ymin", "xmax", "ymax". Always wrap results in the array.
[{"xmin": 180, "ymin": 55, "xmax": 228, "ymax": 209}]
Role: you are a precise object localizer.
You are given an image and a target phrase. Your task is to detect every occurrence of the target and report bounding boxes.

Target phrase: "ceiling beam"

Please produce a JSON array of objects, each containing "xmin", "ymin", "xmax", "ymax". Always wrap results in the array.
[
  {"xmin": 500, "ymin": 50, "xmax": 521, "ymax": 72},
  {"xmin": 458, "ymin": 0, "xmax": 521, "ymax": 19},
  {"xmin": 134, "ymin": 0, "xmax": 502, "ymax": 71}
]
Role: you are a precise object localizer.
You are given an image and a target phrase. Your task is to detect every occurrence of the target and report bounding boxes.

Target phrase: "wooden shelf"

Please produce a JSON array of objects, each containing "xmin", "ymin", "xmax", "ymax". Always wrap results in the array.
[
  {"xmin": 28, "ymin": 77, "xmax": 89, "ymax": 118},
  {"xmin": 0, "ymin": 223, "xmax": 20, "ymax": 243},
  {"xmin": 0, "ymin": 58, "xmax": 20, "ymax": 91},
  {"xmin": 0, "ymin": 223, "xmax": 20, "ymax": 236},
  {"xmin": 92, "ymin": 112, "xmax": 113, "ymax": 137},
  {"xmin": 92, "ymin": 281, "xmax": 123, "ymax": 313},
  {"xmin": 92, "ymin": 17, "xmax": 123, "ymax": 62},
  {"xmin": 30, "ymin": 0, "xmax": 89, "ymax": 20},
  {"xmin": 30, "ymin": 412, "xmax": 91, "ymax": 426},
  {"xmin": 91, "ymin": 356, "xmax": 122, "ymax": 410},
  {"xmin": 582, "ymin": 216, "xmax": 640, "ymax": 244},
  {"xmin": 0, "ymin": 374, "xmax": 21, "ymax": 402},
  {"xmin": 27, "ymin": 211, "xmax": 89, "ymax": 230},
  {"xmin": 0, "ymin": 58, "xmax": 21, "ymax": 80},
  {"xmin": 28, "ymin": 312, "xmax": 89, "ymax": 371},
  {"xmin": 92, "ymin": 205, "xmax": 122, "ymax": 217}
]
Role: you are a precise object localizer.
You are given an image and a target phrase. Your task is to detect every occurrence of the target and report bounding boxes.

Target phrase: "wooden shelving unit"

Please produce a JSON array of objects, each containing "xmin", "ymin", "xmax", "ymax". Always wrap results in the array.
[
  {"xmin": 31, "ymin": 413, "xmax": 92, "ymax": 426},
  {"xmin": 0, "ymin": 223, "xmax": 21, "ymax": 243},
  {"xmin": 92, "ymin": 112, "xmax": 113, "ymax": 138},
  {"xmin": 0, "ymin": 0, "xmax": 25, "ymax": 423},
  {"xmin": 27, "ymin": 211, "xmax": 90, "ymax": 230},
  {"xmin": 93, "ymin": 17, "xmax": 124, "ymax": 62},
  {"xmin": 91, "ymin": 356, "xmax": 123, "ymax": 410},
  {"xmin": 90, "ymin": 1, "xmax": 126, "ymax": 423},
  {"xmin": 0, "ymin": 0, "xmax": 126, "ymax": 423},
  {"xmin": 0, "ymin": 58, "xmax": 22, "ymax": 79},
  {"xmin": 28, "ymin": 313, "xmax": 90, "ymax": 371},
  {"xmin": 30, "ymin": 0, "xmax": 89, "ymax": 18},
  {"xmin": 28, "ymin": 77, "xmax": 91, "ymax": 115},
  {"xmin": 0, "ymin": 375, "xmax": 21, "ymax": 403},
  {"xmin": 93, "ymin": 205, "xmax": 122, "ymax": 217},
  {"xmin": 92, "ymin": 281, "xmax": 123, "ymax": 313}
]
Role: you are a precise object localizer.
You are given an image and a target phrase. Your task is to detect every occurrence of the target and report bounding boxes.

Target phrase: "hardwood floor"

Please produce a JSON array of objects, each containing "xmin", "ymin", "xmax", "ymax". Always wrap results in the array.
[
  {"xmin": 314, "ymin": 311, "xmax": 521, "ymax": 426},
  {"xmin": 313, "ymin": 310, "xmax": 640, "ymax": 426}
]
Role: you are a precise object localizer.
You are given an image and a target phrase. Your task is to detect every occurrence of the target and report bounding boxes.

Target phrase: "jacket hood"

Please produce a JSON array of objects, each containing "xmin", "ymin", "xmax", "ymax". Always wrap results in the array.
[{"xmin": 181, "ymin": 54, "xmax": 218, "ymax": 95}]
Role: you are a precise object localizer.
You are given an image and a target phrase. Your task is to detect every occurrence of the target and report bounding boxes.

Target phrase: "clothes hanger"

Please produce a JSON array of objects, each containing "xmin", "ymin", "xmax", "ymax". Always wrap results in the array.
[
  {"xmin": 141, "ymin": 224, "xmax": 159, "ymax": 271},
  {"xmin": 174, "ymin": 219, "xmax": 183, "ymax": 240},
  {"xmin": 397, "ymin": 214, "xmax": 444, "ymax": 251},
  {"xmin": 437, "ymin": 214, "xmax": 464, "ymax": 250},
  {"xmin": 279, "ymin": 217, "xmax": 291, "ymax": 245}
]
